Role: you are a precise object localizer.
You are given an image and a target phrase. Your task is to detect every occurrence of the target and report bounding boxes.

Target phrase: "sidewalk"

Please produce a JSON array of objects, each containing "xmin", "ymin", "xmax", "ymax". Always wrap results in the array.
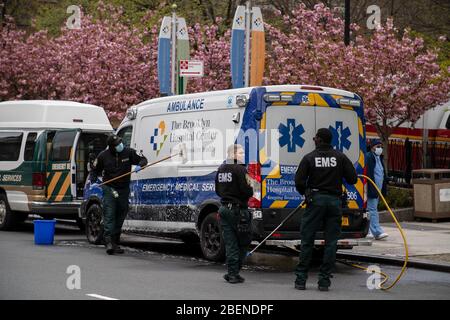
[{"xmin": 349, "ymin": 220, "xmax": 450, "ymax": 267}]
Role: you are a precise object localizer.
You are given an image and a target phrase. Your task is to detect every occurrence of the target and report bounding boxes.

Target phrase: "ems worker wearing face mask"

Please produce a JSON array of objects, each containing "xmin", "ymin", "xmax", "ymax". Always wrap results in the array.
[
  {"xmin": 365, "ymin": 140, "xmax": 389, "ymax": 240},
  {"xmin": 91, "ymin": 134, "xmax": 148, "ymax": 255}
]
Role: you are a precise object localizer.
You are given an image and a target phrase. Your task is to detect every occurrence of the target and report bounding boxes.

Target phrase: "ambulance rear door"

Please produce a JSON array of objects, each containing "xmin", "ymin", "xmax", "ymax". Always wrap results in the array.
[
  {"xmin": 46, "ymin": 129, "xmax": 80, "ymax": 203},
  {"xmin": 315, "ymin": 105, "xmax": 364, "ymax": 211},
  {"xmin": 261, "ymin": 100, "xmax": 316, "ymax": 232}
]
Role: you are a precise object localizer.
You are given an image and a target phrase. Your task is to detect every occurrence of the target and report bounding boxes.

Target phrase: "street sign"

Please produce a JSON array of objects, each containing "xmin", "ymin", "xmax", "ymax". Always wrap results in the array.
[{"xmin": 179, "ymin": 60, "xmax": 204, "ymax": 77}]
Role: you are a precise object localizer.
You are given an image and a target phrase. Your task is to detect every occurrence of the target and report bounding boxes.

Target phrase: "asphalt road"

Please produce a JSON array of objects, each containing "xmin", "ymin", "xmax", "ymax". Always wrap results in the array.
[{"xmin": 1, "ymin": 221, "xmax": 450, "ymax": 300}]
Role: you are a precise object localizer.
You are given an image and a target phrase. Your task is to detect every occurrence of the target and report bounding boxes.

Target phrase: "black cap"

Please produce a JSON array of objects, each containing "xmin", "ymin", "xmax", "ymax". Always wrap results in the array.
[
  {"xmin": 370, "ymin": 139, "xmax": 382, "ymax": 148},
  {"xmin": 315, "ymin": 128, "xmax": 332, "ymax": 144},
  {"xmin": 107, "ymin": 134, "xmax": 122, "ymax": 148}
]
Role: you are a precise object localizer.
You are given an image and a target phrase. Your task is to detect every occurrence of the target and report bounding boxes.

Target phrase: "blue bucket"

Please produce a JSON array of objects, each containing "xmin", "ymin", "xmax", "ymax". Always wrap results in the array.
[{"xmin": 34, "ymin": 220, "xmax": 56, "ymax": 245}]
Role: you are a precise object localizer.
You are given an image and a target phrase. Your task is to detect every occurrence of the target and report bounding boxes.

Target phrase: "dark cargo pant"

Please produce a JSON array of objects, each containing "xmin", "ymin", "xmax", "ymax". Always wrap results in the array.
[
  {"xmin": 295, "ymin": 193, "xmax": 342, "ymax": 287},
  {"xmin": 102, "ymin": 185, "xmax": 130, "ymax": 244},
  {"xmin": 219, "ymin": 205, "xmax": 252, "ymax": 277}
]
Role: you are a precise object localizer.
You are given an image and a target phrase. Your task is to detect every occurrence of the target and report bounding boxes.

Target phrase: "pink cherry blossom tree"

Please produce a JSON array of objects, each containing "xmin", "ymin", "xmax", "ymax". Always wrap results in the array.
[
  {"xmin": 0, "ymin": 4, "xmax": 161, "ymax": 123},
  {"xmin": 187, "ymin": 18, "xmax": 231, "ymax": 93},
  {"xmin": 353, "ymin": 21, "xmax": 450, "ymax": 152},
  {"xmin": 264, "ymin": 4, "xmax": 449, "ymax": 164}
]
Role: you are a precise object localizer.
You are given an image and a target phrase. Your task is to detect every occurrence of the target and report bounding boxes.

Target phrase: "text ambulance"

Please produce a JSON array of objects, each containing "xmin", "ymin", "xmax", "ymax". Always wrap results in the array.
[{"xmin": 82, "ymin": 85, "xmax": 370, "ymax": 261}]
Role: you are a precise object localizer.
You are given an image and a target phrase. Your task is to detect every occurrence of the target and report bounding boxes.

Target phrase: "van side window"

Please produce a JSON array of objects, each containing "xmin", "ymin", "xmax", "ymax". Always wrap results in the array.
[
  {"xmin": 0, "ymin": 132, "xmax": 23, "ymax": 161},
  {"xmin": 117, "ymin": 126, "xmax": 133, "ymax": 148},
  {"xmin": 51, "ymin": 131, "xmax": 77, "ymax": 161},
  {"xmin": 24, "ymin": 132, "xmax": 37, "ymax": 161},
  {"xmin": 446, "ymin": 114, "xmax": 450, "ymax": 130}
]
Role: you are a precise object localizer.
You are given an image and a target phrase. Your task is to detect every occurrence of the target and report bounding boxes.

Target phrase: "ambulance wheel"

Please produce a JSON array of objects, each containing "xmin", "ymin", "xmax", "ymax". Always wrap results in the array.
[
  {"xmin": 200, "ymin": 212, "xmax": 225, "ymax": 262},
  {"xmin": 0, "ymin": 194, "xmax": 18, "ymax": 231},
  {"xmin": 86, "ymin": 203, "xmax": 104, "ymax": 245}
]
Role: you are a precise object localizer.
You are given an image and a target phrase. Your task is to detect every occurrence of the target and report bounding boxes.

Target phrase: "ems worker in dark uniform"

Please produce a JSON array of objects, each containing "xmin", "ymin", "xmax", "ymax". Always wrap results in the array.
[
  {"xmin": 294, "ymin": 128, "xmax": 357, "ymax": 291},
  {"xmin": 215, "ymin": 144, "xmax": 254, "ymax": 284},
  {"xmin": 91, "ymin": 134, "xmax": 148, "ymax": 255}
]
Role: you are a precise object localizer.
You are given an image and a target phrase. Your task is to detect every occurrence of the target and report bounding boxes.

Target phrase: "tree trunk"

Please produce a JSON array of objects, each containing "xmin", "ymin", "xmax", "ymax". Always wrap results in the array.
[
  {"xmin": 381, "ymin": 134, "xmax": 389, "ymax": 174},
  {"xmin": 375, "ymin": 123, "xmax": 391, "ymax": 174}
]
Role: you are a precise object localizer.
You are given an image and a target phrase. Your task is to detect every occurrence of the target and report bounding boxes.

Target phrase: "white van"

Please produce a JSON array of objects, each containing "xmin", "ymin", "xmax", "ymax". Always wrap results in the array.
[
  {"xmin": 0, "ymin": 100, "xmax": 113, "ymax": 230},
  {"xmin": 82, "ymin": 85, "xmax": 370, "ymax": 261}
]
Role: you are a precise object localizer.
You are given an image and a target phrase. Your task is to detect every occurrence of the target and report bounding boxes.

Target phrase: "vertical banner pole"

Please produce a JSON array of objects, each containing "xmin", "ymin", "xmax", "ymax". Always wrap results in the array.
[
  {"xmin": 244, "ymin": 1, "xmax": 251, "ymax": 87},
  {"xmin": 157, "ymin": 16, "xmax": 172, "ymax": 96},
  {"xmin": 171, "ymin": 6, "xmax": 177, "ymax": 95}
]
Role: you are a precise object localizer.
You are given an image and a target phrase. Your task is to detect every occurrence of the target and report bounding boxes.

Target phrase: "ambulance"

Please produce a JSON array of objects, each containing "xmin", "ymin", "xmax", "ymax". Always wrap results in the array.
[
  {"xmin": 82, "ymin": 85, "xmax": 370, "ymax": 261},
  {"xmin": 0, "ymin": 100, "xmax": 113, "ymax": 230},
  {"xmin": 366, "ymin": 100, "xmax": 450, "ymax": 172},
  {"xmin": 366, "ymin": 100, "xmax": 450, "ymax": 143}
]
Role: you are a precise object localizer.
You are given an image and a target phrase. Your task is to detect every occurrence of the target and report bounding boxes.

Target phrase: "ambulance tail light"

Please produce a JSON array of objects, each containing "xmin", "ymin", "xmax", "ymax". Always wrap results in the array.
[
  {"xmin": 32, "ymin": 172, "xmax": 46, "ymax": 190},
  {"xmin": 247, "ymin": 163, "xmax": 261, "ymax": 208}
]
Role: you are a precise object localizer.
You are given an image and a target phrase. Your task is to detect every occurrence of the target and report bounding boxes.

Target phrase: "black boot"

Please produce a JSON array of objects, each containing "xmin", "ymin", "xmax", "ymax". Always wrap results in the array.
[
  {"xmin": 105, "ymin": 237, "xmax": 114, "ymax": 255},
  {"xmin": 223, "ymin": 274, "xmax": 244, "ymax": 284},
  {"xmin": 113, "ymin": 235, "xmax": 124, "ymax": 254}
]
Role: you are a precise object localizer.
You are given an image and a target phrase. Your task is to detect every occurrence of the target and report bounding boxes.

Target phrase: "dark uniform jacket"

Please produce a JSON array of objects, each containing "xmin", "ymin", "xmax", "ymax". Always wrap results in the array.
[
  {"xmin": 215, "ymin": 161, "xmax": 254, "ymax": 207},
  {"xmin": 365, "ymin": 151, "xmax": 387, "ymax": 198},
  {"xmin": 295, "ymin": 144, "xmax": 358, "ymax": 196},
  {"xmin": 91, "ymin": 147, "xmax": 148, "ymax": 189}
]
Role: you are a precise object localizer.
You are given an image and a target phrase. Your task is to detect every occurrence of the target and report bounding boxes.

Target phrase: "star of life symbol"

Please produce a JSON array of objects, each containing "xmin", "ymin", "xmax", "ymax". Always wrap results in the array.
[
  {"xmin": 329, "ymin": 121, "xmax": 352, "ymax": 152},
  {"xmin": 279, "ymin": 119, "xmax": 305, "ymax": 153},
  {"xmin": 301, "ymin": 95, "xmax": 309, "ymax": 104}
]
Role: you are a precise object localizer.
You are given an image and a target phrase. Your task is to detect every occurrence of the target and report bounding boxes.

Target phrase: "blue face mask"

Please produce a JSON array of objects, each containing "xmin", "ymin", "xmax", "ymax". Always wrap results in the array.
[{"xmin": 115, "ymin": 143, "xmax": 124, "ymax": 153}]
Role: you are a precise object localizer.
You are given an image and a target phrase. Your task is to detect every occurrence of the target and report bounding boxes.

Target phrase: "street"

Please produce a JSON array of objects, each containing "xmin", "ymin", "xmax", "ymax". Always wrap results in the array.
[{"xmin": 1, "ymin": 221, "xmax": 449, "ymax": 300}]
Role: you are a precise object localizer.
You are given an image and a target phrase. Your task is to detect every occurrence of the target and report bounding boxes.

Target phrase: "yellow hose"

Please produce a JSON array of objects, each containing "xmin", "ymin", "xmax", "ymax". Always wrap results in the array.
[{"xmin": 347, "ymin": 174, "xmax": 409, "ymax": 290}]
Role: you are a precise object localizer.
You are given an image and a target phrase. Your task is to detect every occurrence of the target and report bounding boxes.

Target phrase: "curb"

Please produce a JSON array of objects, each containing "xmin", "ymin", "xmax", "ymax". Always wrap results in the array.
[
  {"xmin": 336, "ymin": 251, "xmax": 450, "ymax": 273},
  {"xmin": 379, "ymin": 207, "xmax": 414, "ymax": 223}
]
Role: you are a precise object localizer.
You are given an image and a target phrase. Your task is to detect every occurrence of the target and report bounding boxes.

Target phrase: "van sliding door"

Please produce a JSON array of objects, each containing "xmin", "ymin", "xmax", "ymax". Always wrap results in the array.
[{"xmin": 46, "ymin": 129, "xmax": 80, "ymax": 202}]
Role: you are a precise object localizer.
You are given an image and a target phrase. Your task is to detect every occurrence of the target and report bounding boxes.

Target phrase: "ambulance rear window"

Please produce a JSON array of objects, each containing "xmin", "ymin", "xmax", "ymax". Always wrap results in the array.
[
  {"xmin": 51, "ymin": 131, "xmax": 77, "ymax": 161},
  {"xmin": 0, "ymin": 132, "xmax": 23, "ymax": 161}
]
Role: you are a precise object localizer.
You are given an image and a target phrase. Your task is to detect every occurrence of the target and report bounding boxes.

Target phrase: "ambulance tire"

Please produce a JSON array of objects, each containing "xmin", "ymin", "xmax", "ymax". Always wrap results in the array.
[
  {"xmin": 200, "ymin": 212, "xmax": 225, "ymax": 262},
  {"xmin": 86, "ymin": 203, "xmax": 104, "ymax": 245},
  {"xmin": 0, "ymin": 193, "xmax": 19, "ymax": 231}
]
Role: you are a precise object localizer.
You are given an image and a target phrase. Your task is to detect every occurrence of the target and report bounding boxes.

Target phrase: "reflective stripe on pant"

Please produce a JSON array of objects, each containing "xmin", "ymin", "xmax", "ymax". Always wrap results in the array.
[
  {"xmin": 219, "ymin": 205, "xmax": 251, "ymax": 276},
  {"xmin": 102, "ymin": 185, "xmax": 129, "ymax": 242},
  {"xmin": 295, "ymin": 193, "xmax": 342, "ymax": 286}
]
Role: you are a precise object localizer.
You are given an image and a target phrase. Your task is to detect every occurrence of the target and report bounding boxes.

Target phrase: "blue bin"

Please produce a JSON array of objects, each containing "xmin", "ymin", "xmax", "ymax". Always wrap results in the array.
[{"xmin": 34, "ymin": 220, "xmax": 56, "ymax": 245}]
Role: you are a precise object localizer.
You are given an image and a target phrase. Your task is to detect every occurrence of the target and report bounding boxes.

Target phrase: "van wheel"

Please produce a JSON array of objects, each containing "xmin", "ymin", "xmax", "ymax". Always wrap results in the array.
[
  {"xmin": 86, "ymin": 203, "xmax": 104, "ymax": 245},
  {"xmin": 200, "ymin": 212, "xmax": 225, "ymax": 262},
  {"xmin": 0, "ymin": 194, "xmax": 19, "ymax": 231}
]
